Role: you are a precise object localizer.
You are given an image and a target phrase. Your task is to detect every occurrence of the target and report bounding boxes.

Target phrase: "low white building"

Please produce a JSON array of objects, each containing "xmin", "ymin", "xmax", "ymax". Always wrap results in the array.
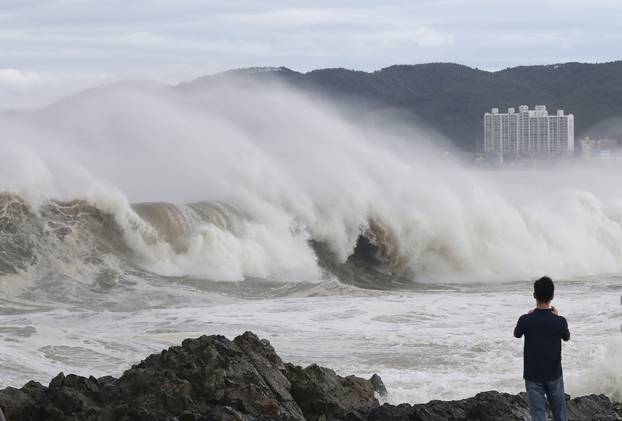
[{"xmin": 580, "ymin": 137, "xmax": 617, "ymax": 160}]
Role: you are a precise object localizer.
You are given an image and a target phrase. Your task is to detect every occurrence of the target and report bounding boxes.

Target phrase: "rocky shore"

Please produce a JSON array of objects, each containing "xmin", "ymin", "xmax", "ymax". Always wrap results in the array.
[{"xmin": 0, "ymin": 332, "xmax": 619, "ymax": 421}]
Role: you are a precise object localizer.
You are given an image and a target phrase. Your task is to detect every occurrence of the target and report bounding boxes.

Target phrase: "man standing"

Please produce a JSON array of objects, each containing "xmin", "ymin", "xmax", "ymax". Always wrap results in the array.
[{"xmin": 514, "ymin": 276, "xmax": 570, "ymax": 421}]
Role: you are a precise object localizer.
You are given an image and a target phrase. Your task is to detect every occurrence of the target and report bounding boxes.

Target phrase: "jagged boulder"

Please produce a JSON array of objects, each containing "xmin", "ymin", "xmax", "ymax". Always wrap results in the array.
[
  {"xmin": 285, "ymin": 363, "xmax": 379, "ymax": 420},
  {"xmin": 108, "ymin": 331, "xmax": 306, "ymax": 421},
  {"xmin": 0, "ymin": 381, "xmax": 47, "ymax": 420}
]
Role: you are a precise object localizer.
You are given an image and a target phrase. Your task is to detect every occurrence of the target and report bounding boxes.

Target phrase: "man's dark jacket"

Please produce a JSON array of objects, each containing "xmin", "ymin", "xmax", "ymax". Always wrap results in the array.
[{"xmin": 514, "ymin": 308, "xmax": 570, "ymax": 382}]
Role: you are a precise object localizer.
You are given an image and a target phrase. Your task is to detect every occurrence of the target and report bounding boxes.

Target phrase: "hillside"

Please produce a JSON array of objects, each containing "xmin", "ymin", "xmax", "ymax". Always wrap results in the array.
[{"xmin": 188, "ymin": 61, "xmax": 622, "ymax": 150}]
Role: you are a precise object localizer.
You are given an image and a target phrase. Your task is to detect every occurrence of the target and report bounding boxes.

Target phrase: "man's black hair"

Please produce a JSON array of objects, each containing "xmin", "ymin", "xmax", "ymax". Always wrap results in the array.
[{"xmin": 534, "ymin": 276, "xmax": 554, "ymax": 303}]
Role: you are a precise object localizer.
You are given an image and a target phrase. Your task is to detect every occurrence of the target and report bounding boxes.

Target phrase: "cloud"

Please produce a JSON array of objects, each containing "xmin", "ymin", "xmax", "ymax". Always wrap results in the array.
[
  {"xmin": 413, "ymin": 27, "xmax": 455, "ymax": 48},
  {"xmin": 0, "ymin": 0, "xmax": 621, "ymax": 108},
  {"xmin": 221, "ymin": 8, "xmax": 373, "ymax": 26},
  {"xmin": 0, "ymin": 68, "xmax": 49, "ymax": 89},
  {"xmin": 374, "ymin": 27, "xmax": 455, "ymax": 48}
]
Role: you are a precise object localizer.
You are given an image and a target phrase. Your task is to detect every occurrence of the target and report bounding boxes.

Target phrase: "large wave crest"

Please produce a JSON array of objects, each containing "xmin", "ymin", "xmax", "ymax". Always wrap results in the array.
[{"xmin": 2, "ymin": 76, "xmax": 622, "ymax": 286}]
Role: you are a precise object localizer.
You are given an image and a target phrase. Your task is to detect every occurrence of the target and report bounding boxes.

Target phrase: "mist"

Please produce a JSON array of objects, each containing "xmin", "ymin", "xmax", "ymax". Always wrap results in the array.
[{"xmin": 2, "ymin": 76, "xmax": 622, "ymax": 283}]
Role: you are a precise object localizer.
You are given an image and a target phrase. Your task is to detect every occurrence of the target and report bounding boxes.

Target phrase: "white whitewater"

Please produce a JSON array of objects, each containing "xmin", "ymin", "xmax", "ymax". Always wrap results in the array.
[{"xmin": 0, "ymin": 76, "xmax": 620, "ymax": 403}]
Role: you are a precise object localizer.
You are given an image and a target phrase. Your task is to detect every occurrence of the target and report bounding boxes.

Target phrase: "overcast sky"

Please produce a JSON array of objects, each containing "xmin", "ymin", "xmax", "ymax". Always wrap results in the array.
[{"xmin": 1, "ymin": 0, "xmax": 622, "ymax": 110}]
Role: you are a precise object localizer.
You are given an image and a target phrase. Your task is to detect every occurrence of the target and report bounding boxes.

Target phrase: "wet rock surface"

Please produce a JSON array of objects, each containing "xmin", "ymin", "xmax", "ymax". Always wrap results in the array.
[
  {"xmin": 369, "ymin": 391, "xmax": 621, "ymax": 421},
  {"xmin": 0, "ymin": 332, "xmax": 619, "ymax": 421}
]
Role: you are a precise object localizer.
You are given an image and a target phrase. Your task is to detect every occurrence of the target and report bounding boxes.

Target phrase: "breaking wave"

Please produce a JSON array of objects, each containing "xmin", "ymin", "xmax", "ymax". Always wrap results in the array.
[
  {"xmin": 2, "ymin": 76, "xmax": 622, "ymax": 288},
  {"xmin": 4, "ymin": 181, "xmax": 622, "ymax": 291},
  {"xmin": 0, "ymin": 192, "xmax": 406, "ymax": 287}
]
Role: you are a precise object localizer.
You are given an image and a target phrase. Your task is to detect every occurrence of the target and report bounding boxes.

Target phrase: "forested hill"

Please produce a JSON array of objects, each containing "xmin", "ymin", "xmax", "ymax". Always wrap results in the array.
[{"xmin": 187, "ymin": 61, "xmax": 622, "ymax": 150}]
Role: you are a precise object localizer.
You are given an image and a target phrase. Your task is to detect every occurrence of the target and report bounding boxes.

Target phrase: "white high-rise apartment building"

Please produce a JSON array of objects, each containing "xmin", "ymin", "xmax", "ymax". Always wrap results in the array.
[{"xmin": 483, "ymin": 105, "xmax": 574, "ymax": 160}]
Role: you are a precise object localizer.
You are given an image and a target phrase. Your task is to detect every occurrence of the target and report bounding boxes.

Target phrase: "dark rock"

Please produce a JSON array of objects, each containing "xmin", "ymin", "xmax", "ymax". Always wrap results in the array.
[
  {"xmin": 115, "ymin": 332, "xmax": 305, "ymax": 420},
  {"xmin": 369, "ymin": 374, "xmax": 387, "ymax": 398},
  {"xmin": 0, "ymin": 383, "xmax": 47, "ymax": 421},
  {"xmin": 366, "ymin": 390, "xmax": 621, "ymax": 421},
  {"xmin": 566, "ymin": 394, "xmax": 620, "ymax": 421},
  {"xmin": 367, "ymin": 403, "xmax": 414, "ymax": 421},
  {"xmin": 233, "ymin": 331, "xmax": 303, "ymax": 419},
  {"xmin": 285, "ymin": 363, "xmax": 378, "ymax": 421},
  {"xmin": 0, "ymin": 332, "xmax": 618, "ymax": 421},
  {"xmin": 1, "ymin": 332, "xmax": 306, "ymax": 420}
]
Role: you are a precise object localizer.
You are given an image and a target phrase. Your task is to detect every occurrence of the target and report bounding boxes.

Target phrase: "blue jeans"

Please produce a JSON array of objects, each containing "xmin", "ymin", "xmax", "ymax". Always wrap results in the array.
[{"xmin": 525, "ymin": 377, "xmax": 568, "ymax": 421}]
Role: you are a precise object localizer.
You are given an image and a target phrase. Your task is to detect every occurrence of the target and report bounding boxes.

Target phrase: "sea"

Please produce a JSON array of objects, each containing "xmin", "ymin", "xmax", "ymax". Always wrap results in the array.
[{"xmin": 0, "ymin": 76, "xmax": 620, "ymax": 404}]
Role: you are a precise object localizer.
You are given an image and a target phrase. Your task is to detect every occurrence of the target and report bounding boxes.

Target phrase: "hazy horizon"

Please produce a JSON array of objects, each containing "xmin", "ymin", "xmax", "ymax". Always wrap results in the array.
[
  {"xmin": 2, "ymin": 58, "xmax": 622, "ymax": 113},
  {"xmin": 2, "ymin": 0, "xmax": 622, "ymax": 110}
]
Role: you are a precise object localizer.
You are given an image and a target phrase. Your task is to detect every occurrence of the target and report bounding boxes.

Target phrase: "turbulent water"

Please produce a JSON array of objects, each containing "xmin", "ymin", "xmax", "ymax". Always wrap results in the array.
[{"xmin": 0, "ymin": 76, "xmax": 621, "ymax": 403}]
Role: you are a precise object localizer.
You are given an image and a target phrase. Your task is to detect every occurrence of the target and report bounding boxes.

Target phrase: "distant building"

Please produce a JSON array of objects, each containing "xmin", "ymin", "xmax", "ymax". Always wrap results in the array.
[
  {"xmin": 483, "ymin": 105, "xmax": 574, "ymax": 162},
  {"xmin": 580, "ymin": 137, "xmax": 618, "ymax": 160}
]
